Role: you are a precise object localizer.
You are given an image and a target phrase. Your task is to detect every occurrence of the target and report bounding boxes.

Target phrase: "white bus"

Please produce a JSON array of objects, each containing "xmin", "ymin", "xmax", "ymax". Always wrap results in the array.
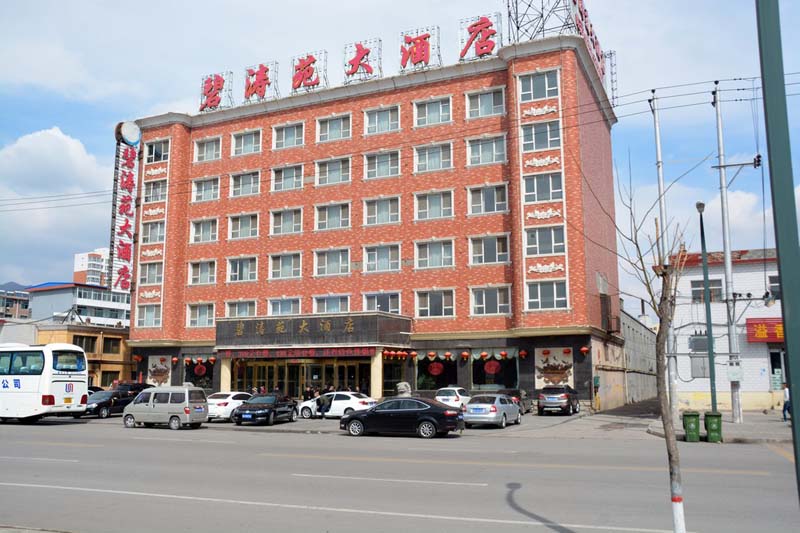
[{"xmin": 0, "ymin": 343, "xmax": 88, "ymax": 422}]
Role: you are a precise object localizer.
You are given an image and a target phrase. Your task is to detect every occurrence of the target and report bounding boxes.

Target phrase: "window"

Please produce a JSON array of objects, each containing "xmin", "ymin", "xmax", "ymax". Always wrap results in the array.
[
  {"xmin": 229, "ymin": 214, "xmax": 258, "ymax": 239},
  {"xmin": 141, "ymin": 221, "xmax": 165, "ymax": 244},
  {"xmin": 273, "ymin": 165, "xmax": 303, "ymax": 192},
  {"xmin": 139, "ymin": 262, "xmax": 163, "ymax": 285},
  {"xmin": 472, "ymin": 287, "xmax": 511, "ymax": 315},
  {"xmin": 416, "ymin": 240, "xmax": 453, "ymax": 269},
  {"xmin": 137, "ymin": 305, "xmax": 162, "ymax": 327},
  {"xmin": 270, "ymin": 298, "xmax": 300, "ymax": 316},
  {"xmin": 101, "ymin": 371, "xmax": 119, "ymax": 387},
  {"xmin": 366, "ymin": 107, "xmax": 399, "ymax": 134},
  {"xmin": 769, "ymin": 275, "xmax": 782, "ymax": 300},
  {"xmin": 191, "ymin": 219, "xmax": 218, "ymax": 243},
  {"xmin": 0, "ymin": 351, "xmax": 44, "ymax": 375},
  {"xmin": 527, "ymin": 281, "xmax": 568, "ymax": 310},
  {"xmin": 144, "ymin": 180, "xmax": 167, "ymax": 203},
  {"xmin": 274, "ymin": 123, "xmax": 303, "ymax": 148},
  {"xmin": 318, "ymin": 115, "xmax": 351, "ymax": 142},
  {"xmin": 134, "ymin": 392, "xmax": 151, "ymax": 404},
  {"xmin": 415, "ymin": 144, "xmax": 452, "ymax": 172},
  {"xmin": 272, "ymin": 209, "xmax": 302, "ymax": 235},
  {"xmin": 365, "ymin": 293, "xmax": 400, "ymax": 314},
  {"xmin": 102, "ymin": 337, "xmax": 121, "ymax": 354},
  {"xmin": 468, "ymin": 89, "xmax": 504, "ymax": 118},
  {"xmin": 195, "ymin": 138, "xmax": 221, "ymax": 162},
  {"xmin": 471, "ymin": 235, "xmax": 509, "ymax": 264},
  {"xmin": 316, "ymin": 249, "xmax": 350, "ymax": 276},
  {"xmin": 193, "ymin": 177, "xmax": 219, "ymax": 202},
  {"xmin": 73, "ymin": 335, "xmax": 97, "ymax": 353},
  {"xmin": 416, "ymin": 98, "xmax": 451, "ymax": 126},
  {"xmin": 228, "ymin": 257, "xmax": 257, "ymax": 282},
  {"xmin": 468, "ymin": 137, "xmax": 506, "ymax": 165},
  {"xmin": 146, "ymin": 140, "xmax": 169, "ymax": 163},
  {"xmin": 470, "ymin": 184, "xmax": 508, "ymax": 214},
  {"xmin": 522, "ymin": 121, "xmax": 561, "ymax": 152},
  {"xmin": 233, "ymin": 131, "xmax": 260, "ymax": 155},
  {"xmin": 520, "ymin": 70, "xmax": 559, "ymax": 102},
  {"xmin": 231, "ymin": 172, "xmax": 259, "ymax": 197},
  {"xmin": 270, "ymin": 253, "xmax": 301, "ymax": 279},
  {"xmin": 317, "ymin": 203, "xmax": 350, "ymax": 230},
  {"xmin": 317, "ymin": 158, "xmax": 351, "ymax": 185},
  {"xmin": 472, "ymin": 358, "xmax": 518, "ymax": 389},
  {"xmin": 524, "ymin": 173, "xmax": 563, "ymax": 203},
  {"xmin": 170, "ymin": 392, "xmax": 186, "ymax": 404},
  {"xmin": 365, "ymin": 245, "xmax": 400, "ymax": 273},
  {"xmin": 188, "ymin": 304, "xmax": 215, "ymax": 327},
  {"xmin": 153, "ymin": 392, "xmax": 170, "ymax": 404},
  {"xmin": 365, "ymin": 152, "xmax": 400, "ymax": 179},
  {"xmin": 315, "ymin": 296, "xmax": 349, "ymax": 313},
  {"xmin": 417, "ymin": 290, "xmax": 455, "ymax": 317},
  {"xmin": 227, "ymin": 301, "xmax": 256, "ymax": 317},
  {"xmin": 365, "ymin": 197, "xmax": 399, "ymax": 225},
  {"xmin": 416, "ymin": 191, "xmax": 453, "ymax": 220},
  {"xmin": 690, "ymin": 279, "xmax": 723, "ymax": 303},
  {"xmin": 189, "ymin": 261, "xmax": 216, "ymax": 285},
  {"xmin": 526, "ymin": 226, "xmax": 565, "ymax": 255}
]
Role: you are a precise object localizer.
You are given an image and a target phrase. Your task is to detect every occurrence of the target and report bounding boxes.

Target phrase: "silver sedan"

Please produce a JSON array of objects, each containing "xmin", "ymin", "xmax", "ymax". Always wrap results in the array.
[{"xmin": 463, "ymin": 394, "xmax": 521, "ymax": 429}]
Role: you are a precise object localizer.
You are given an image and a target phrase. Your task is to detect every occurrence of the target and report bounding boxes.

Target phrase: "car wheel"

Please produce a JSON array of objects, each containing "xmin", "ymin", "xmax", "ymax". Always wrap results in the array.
[
  {"xmin": 168, "ymin": 416, "xmax": 181, "ymax": 431},
  {"xmin": 499, "ymin": 415, "xmax": 507, "ymax": 429},
  {"xmin": 301, "ymin": 406, "xmax": 313, "ymax": 419},
  {"xmin": 123, "ymin": 414, "xmax": 136, "ymax": 428},
  {"xmin": 290, "ymin": 409, "xmax": 298, "ymax": 422},
  {"xmin": 234, "ymin": 420, "xmax": 242, "ymax": 426},
  {"xmin": 266, "ymin": 412, "xmax": 275, "ymax": 426},
  {"xmin": 98, "ymin": 407, "xmax": 110, "ymax": 419},
  {"xmin": 515, "ymin": 412, "xmax": 522, "ymax": 425},
  {"xmin": 344, "ymin": 407, "xmax": 354, "ymax": 415},
  {"xmin": 347, "ymin": 419, "xmax": 365, "ymax": 436},
  {"xmin": 417, "ymin": 420, "xmax": 437, "ymax": 439}
]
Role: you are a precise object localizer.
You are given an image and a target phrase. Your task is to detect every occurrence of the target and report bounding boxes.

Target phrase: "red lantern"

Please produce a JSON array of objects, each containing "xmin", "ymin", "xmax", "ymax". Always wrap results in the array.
[
  {"xmin": 196, "ymin": 357, "xmax": 204, "ymax": 364},
  {"xmin": 484, "ymin": 360, "xmax": 501, "ymax": 375},
  {"xmin": 209, "ymin": 356, "xmax": 217, "ymax": 364},
  {"xmin": 159, "ymin": 357, "xmax": 166, "ymax": 364},
  {"xmin": 428, "ymin": 362, "xmax": 444, "ymax": 376},
  {"xmin": 563, "ymin": 348, "xmax": 571, "ymax": 354},
  {"xmin": 382, "ymin": 350, "xmax": 389, "ymax": 358},
  {"xmin": 500, "ymin": 351, "xmax": 508, "ymax": 359},
  {"xmin": 461, "ymin": 351, "xmax": 470, "ymax": 360},
  {"xmin": 171, "ymin": 357, "xmax": 179, "ymax": 365},
  {"xmin": 410, "ymin": 351, "xmax": 418, "ymax": 358},
  {"xmin": 428, "ymin": 351, "xmax": 436, "ymax": 360},
  {"xmin": 444, "ymin": 351, "xmax": 452, "ymax": 360},
  {"xmin": 480, "ymin": 351, "xmax": 489, "ymax": 360},
  {"xmin": 580, "ymin": 346, "xmax": 590, "ymax": 354},
  {"xmin": 184, "ymin": 357, "xmax": 192, "ymax": 365},
  {"xmin": 194, "ymin": 364, "xmax": 207, "ymax": 377},
  {"xmin": 132, "ymin": 355, "xmax": 142, "ymax": 363},
  {"xmin": 399, "ymin": 351, "xmax": 407, "ymax": 360},
  {"xmin": 519, "ymin": 350, "xmax": 528, "ymax": 359},
  {"xmin": 542, "ymin": 349, "xmax": 551, "ymax": 355}
]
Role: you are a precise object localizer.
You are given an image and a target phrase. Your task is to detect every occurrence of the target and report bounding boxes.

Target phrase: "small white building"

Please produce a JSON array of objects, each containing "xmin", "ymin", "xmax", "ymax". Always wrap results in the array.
[
  {"xmin": 73, "ymin": 247, "xmax": 109, "ymax": 286},
  {"xmin": 673, "ymin": 249, "xmax": 784, "ymax": 411}
]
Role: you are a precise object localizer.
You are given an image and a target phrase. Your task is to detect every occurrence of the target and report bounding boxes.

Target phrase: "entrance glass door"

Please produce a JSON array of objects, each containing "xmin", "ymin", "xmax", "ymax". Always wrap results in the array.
[{"xmin": 287, "ymin": 365, "xmax": 300, "ymax": 398}]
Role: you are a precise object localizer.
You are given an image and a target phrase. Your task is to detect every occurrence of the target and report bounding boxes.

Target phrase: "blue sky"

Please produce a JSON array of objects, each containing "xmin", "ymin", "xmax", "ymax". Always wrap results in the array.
[{"xmin": 0, "ymin": 0, "xmax": 798, "ymax": 304}]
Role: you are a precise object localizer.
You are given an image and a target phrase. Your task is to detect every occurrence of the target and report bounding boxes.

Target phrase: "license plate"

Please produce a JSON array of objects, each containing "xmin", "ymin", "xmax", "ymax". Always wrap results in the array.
[
  {"xmin": 470, "ymin": 407, "xmax": 486, "ymax": 413},
  {"xmin": 194, "ymin": 406, "xmax": 204, "ymax": 413},
  {"xmin": 242, "ymin": 413, "xmax": 252, "ymax": 419},
  {"xmin": 547, "ymin": 397, "xmax": 559, "ymax": 401},
  {"xmin": 64, "ymin": 397, "xmax": 72, "ymax": 404}
]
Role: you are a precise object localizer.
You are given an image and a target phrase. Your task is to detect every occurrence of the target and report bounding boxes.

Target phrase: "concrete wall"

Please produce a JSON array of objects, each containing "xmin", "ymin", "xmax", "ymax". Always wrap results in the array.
[
  {"xmin": 0, "ymin": 321, "xmax": 37, "ymax": 344},
  {"xmin": 29, "ymin": 289, "xmax": 73, "ymax": 320},
  {"xmin": 620, "ymin": 307, "xmax": 657, "ymax": 403}
]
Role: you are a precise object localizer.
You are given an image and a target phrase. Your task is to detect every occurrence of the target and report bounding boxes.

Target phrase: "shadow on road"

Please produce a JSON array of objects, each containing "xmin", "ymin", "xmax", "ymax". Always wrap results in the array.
[
  {"xmin": 505, "ymin": 482, "xmax": 577, "ymax": 533},
  {"xmin": 598, "ymin": 399, "xmax": 660, "ymax": 419}
]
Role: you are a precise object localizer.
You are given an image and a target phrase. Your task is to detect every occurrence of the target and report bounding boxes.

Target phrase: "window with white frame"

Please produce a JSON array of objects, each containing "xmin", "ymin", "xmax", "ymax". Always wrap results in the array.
[
  {"xmin": 522, "ymin": 121, "xmax": 561, "ymax": 152},
  {"xmin": 470, "ymin": 184, "xmax": 508, "ymax": 214},
  {"xmin": 228, "ymin": 257, "xmax": 257, "ymax": 282},
  {"xmin": 526, "ymin": 226, "xmax": 565, "ymax": 255},
  {"xmin": 524, "ymin": 172, "xmax": 563, "ymax": 203},
  {"xmin": 137, "ymin": 304, "xmax": 161, "ymax": 327},
  {"xmin": 520, "ymin": 71, "xmax": 559, "ymax": 102},
  {"xmin": 195, "ymin": 138, "xmax": 221, "ymax": 162},
  {"xmin": 416, "ymin": 240, "xmax": 453, "ymax": 269},
  {"xmin": 233, "ymin": 131, "xmax": 261, "ymax": 156},
  {"xmin": 146, "ymin": 140, "xmax": 169, "ymax": 163},
  {"xmin": 189, "ymin": 261, "xmax": 216, "ymax": 285},
  {"xmin": 366, "ymin": 107, "xmax": 399, "ymax": 134},
  {"xmin": 188, "ymin": 303, "xmax": 215, "ymax": 327},
  {"xmin": 415, "ymin": 144, "xmax": 452, "ymax": 172},
  {"xmin": 227, "ymin": 300, "xmax": 256, "ymax": 318},
  {"xmin": 273, "ymin": 165, "xmax": 303, "ymax": 191},
  {"xmin": 416, "ymin": 98, "xmax": 451, "ymax": 126},
  {"xmin": 271, "ymin": 208, "xmax": 302, "ymax": 235},
  {"xmin": 315, "ymin": 295, "xmax": 349, "ymax": 314},
  {"xmin": 471, "ymin": 235, "xmax": 509, "ymax": 264},
  {"xmin": 141, "ymin": 221, "xmax": 165, "ymax": 244},
  {"xmin": 316, "ymin": 249, "xmax": 350, "ymax": 276},
  {"xmin": 270, "ymin": 298, "xmax": 300, "ymax": 316},
  {"xmin": 317, "ymin": 203, "xmax": 350, "ymax": 230},
  {"xmin": 416, "ymin": 191, "xmax": 453, "ymax": 220},
  {"xmin": 229, "ymin": 214, "xmax": 258, "ymax": 239},
  {"xmin": 274, "ymin": 123, "xmax": 303, "ymax": 148},
  {"xmin": 193, "ymin": 177, "xmax": 219, "ymax": 202},
  {"xmin": 527, "ymin": 280, "xmax": 567, "ymax": 310},
  {"xmin": 365, "ymin": 151, "xmax": 400, "ymax": 179},
  {"xmin": 364, "ymin": 292, "xmax": 400, "ymax": 314},
  {"xmin": 365, "ymin": 197, "xmax": 399, "ymax": 225},
  {"xmin": 318, "ymin": 115, "xmax": 351, "ymax": 142},
  {"xmin": 472, "ymin": 286, "xmax": 511, "ymax": 315},
  {"xmin": 191, "ymin": 219, "xmax": 218, "ymax": 243},
  {"xmin": 690, "ymin": 279, "xmax": 723, "ymax": 303},
  {"xmin": 317, "ymin": 158, "xmax": 351, "ymax": 185},
  {"xmin": 468, "ymin": 89, "xmax": 504, "ymax": 118},
  {"xmin": 365, "ymin": 245, "xmax": 400, "ymax": 273},
  {"xmin": 144, "ymin": 180, "xmax": 167, "ymax": 203},
  {"xmin": 139, "ymin": 262, "xmax": 163, "ymax": 285},
  {"xmin": 231, "ymin": 172, "xmax": 259, "ymax": 197},
  {"xmin": 417, "ymin": 290, "xmax": 454, "ymax": 317},
  {"xmin": 270, "ymin": 253, "xmax": 301, "ymax": 279},
  {"xmin": 468, "ymin": 136, "xmax": 506, "ymax": 165}
]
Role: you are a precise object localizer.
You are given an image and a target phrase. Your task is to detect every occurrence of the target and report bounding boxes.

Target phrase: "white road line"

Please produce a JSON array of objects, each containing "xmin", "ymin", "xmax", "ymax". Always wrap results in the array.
[
  {"xmin": 131, "ymin": 437, "xmax": 235, "ymax": 444},
  {"xmin": 0, "ymin": 481, "xmax": 681, "ymax": 533},
  {"xmin": 292, "ymin": 473, "xmax": 488, "ymax": 487},
  {"xmin": 0, "ymin": 456, "xmax": 79, "ymax": 463},
  {"xmin": 408, "ymin": 447, "xmax": 518, "ymax": 454}
]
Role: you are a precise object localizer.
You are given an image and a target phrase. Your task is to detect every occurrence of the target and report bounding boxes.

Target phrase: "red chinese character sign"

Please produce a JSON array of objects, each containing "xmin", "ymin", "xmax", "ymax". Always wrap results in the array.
[
  {"xmin": 459, "ymin": 13, "xmax": 502, "ymax": 61},
  {"xmin": 343, "ymin": 39, "xmax": 382, "ymax": 84},
  {"xmin": 243, "ymin": 61, "xmax": 279, "ymax": 104},
  {"xmin": 571, "ymin": 0, "xmax": 605, "ymax": 79},
  {"xmin": 291, "ymin": 51, "xmax": 328, "ymax": 94},
  {"xmin": 746, "ymin": 318, "xmax": 785, "ymax": 343},
  {"xmin": 399, "ymin": 26, "xmax": 441, "ymax": 72},
  {"xmin": 199, "ymin": 71, "xmax": 233, "ymax": 112},
  {"xmin": 109, "ymin": 122, "xmax": 140, "ymax": 294}
]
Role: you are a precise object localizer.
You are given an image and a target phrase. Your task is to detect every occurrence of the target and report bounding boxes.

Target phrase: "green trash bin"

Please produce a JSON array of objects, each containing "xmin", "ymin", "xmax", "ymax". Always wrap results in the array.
[
  {"xmin": 704, "ymin": 411, "xmax": 723, "ymax": 443},
  {"xmin": 682, "ymin": 411, "xmax": 701, "ymax": 442}
]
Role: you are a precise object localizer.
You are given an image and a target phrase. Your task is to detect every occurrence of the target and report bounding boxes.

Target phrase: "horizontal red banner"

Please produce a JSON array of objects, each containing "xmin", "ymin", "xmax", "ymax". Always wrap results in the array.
[{"xmin": 745, "ymin": 318, "xmax": 784, "ymax": 343}]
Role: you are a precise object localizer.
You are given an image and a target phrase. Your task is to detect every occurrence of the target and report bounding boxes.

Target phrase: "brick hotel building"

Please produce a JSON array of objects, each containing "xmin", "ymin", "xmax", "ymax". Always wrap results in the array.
[{"xmin": 128, "ymin": 35, "xmax": 622, "ymax": 402}]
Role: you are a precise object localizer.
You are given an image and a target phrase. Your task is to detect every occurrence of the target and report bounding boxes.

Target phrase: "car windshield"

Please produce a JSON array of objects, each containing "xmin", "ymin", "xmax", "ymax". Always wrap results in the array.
[
  {"xmin": 470, "ymin": 396, "xmax": 496, "ymax": 404},
  {"xmin": 246, "ymin": 395, "xmax": 277, "ymax": 405},
  {"xmin": 436, "ymin": 389, "xmax": 456, "ymax": 396},
  {"xmin": 542, "ymin": 387, "xmax": 566, "ymax": 394},
  {"xmin": 89, "ymin": 392, "xmax": 113, "ymax": 401},
  {"xmin": 208, "ymin": 393, "xmax": 231, "ymax": 400}
]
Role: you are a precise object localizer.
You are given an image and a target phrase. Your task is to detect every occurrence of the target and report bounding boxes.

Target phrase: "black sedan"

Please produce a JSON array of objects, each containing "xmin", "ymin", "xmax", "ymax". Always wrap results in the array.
[
  {"xmin": 232, "ymin": 394, "xmax": 298, "ymax": 426},
  {"xmin": 82, "ymin": 391, "xmax": 133, "ymax": 418},
  {"xmin": 340, "ymin": 397, "xmax": 463, "ymax": 438}
]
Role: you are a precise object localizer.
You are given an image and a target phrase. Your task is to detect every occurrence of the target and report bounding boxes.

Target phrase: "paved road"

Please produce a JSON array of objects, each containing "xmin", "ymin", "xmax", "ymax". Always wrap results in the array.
[{"xmin": 0, "ymin": 413, "xmax": 797, "ymax": 533}]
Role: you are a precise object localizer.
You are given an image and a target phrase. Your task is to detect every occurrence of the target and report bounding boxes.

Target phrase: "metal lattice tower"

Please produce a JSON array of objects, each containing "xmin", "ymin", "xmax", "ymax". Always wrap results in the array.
[
  {"xmin": 603, "ymin": 50, "xmax": 618, "ymax": 106},
  {"xmin": 506, "ymin": 0, "xmax": 576, "ymax": 43}
]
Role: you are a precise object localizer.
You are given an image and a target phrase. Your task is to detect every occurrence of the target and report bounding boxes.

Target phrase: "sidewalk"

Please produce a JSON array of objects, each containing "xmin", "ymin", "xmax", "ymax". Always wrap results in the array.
[{"xmin": 647, "ymin": 410, "xmax": 793, "ymax": 443}]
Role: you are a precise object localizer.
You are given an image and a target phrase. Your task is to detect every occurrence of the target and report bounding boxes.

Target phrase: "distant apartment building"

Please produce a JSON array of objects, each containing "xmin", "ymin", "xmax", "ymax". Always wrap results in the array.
[
  {"xmin": 73, "ymin": 247, "xmax": 109, "ymax": 285},
  {"xmin": 0, "ymin": 289, "xmax": 30, "ymax": 319},
  {"xmin": 27, "ymin": 282, "xmax": 130, "ymax": 327}
]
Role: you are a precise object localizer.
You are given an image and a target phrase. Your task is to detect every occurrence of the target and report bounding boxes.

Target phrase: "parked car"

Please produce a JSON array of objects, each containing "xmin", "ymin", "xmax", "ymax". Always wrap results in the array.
[
  {"xmin": 83, "ymin": 390, "xmax": 134, "ymax": 418},
  {"xmin": 207, "ymin": 391, "xmax": 252, "ymax": 421},
  {"xmin": 112, "ymin": 382, "xmax": 153, "ymax": 397},
  {"xmin": 340, "ymin": 397, "xmax": 463, "ymax": 439},
  {"xmin": 123, "ymin": 385, "xmax": 207, "ymax": 430},
  {"xmin": 231, "ymin": 394, "xmax": 298, "ymax": 426},
  {"xmin": 434, "ymin": 387, "xmax": 471, "ymax": 410},
  {"xmin": 463, "ymin": 394, "xmax": 521, "ymax": 428},
  {"xmin": 88, "ymin": 386, "xmax": 104, "ymax": 394},
  {"xmin": 537, "ymin": 385, "xmax": 580, "ymax": 415},
  {"xmin": 497, "ymin": 388, "xmax": 533, "ymax": 415},
  {"xmin": 297, "ymin": 392, "xmax": 376, "ymax": 419}
]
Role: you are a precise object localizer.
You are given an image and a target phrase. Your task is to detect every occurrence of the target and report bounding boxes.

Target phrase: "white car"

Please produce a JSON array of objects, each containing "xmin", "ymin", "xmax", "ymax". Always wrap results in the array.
[
  {"xmin": 297, "ymin": 392, "xmax": 377, "ymax": 419},
  {"xmin": 207, "ymin": 391, "xmax": 252, "ymax": 421},
  {"xmin": 435, "ymin": 387, "xmax": 471, "ymax": 410}
]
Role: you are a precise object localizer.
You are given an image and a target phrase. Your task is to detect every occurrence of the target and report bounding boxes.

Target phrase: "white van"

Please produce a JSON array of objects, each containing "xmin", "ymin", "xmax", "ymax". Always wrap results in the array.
[{"xmin": 122, "ymin": 385, "xmax": 207, "ymax": 430}]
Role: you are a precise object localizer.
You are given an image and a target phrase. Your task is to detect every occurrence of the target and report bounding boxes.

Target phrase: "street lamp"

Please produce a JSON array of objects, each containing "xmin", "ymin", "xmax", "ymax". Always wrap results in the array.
[{"xmin": 697, "ymin": 201, "xmax": 718, "ymax": 412}]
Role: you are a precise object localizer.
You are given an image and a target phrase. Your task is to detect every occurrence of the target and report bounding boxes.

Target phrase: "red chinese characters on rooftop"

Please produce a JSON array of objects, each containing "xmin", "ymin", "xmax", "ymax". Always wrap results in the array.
[
  {"xmin": 460, "ymin": 16, "xmax": 496, "ymax": 59},
  {"xmin": 199, "ymin": 74, "xmax": 225, "ymax": 112},
  {"xmin": 245, "ymin": 64, "xmax": 272, "ymax": 101},
  {"xmin": 292, "ymin": 55, "xmax": 320, "ymax": 90},
  {"xmin": 400, "ymin": 33, "xmax": 431, "ymax": 68},
  {"xmin": 345, "ymin": 43, "xmax": 373, "ymax": 77}
]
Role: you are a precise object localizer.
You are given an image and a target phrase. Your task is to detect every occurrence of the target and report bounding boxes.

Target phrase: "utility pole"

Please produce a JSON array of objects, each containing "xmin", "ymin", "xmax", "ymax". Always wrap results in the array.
[
  {"xmin": 697, "ymin": 202, "xmax": 718, "ymax": 411},
  {"xmin": 712, "ymin": 84, "xmax": 742, "ymax": 423}
]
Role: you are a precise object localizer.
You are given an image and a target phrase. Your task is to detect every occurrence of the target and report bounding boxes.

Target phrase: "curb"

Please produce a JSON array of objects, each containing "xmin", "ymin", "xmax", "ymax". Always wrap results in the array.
[{"xmin": 646, "ymin": 423, "xmax": 793, "ymax": 444}]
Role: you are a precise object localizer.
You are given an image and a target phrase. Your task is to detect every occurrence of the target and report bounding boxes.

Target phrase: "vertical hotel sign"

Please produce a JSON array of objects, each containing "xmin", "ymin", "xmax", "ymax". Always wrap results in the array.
[{"xmin": 107, "ymin": 121, "xmax": 141, "ymax": 293}]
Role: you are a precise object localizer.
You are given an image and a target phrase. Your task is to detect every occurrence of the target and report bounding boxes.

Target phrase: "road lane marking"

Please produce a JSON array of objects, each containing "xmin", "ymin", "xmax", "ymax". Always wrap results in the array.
[
  {"xmin": 0, "ymin": 481, "xmax": 681, "ymax": 532},
  {"xmin": 6, "ymin": 441, "xmax": 103, "ymax": 449},
  {"xmin": 408, "ymin": 447, "xmax": 518, "ymax": 453},
  {"xmin": 292, "ymin": 473, "xmax": 488, "ymax": 487},
  {"xmin": 131, "ymin": 437, "xmax": 236, "ymax": 444},
  {"xmin": 0, "ymin": 456, "xmax": 79, "ymax": 463},
  {"xmin": 764, "ymin": 443, "xmax": 795, "ymax": 463}
]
